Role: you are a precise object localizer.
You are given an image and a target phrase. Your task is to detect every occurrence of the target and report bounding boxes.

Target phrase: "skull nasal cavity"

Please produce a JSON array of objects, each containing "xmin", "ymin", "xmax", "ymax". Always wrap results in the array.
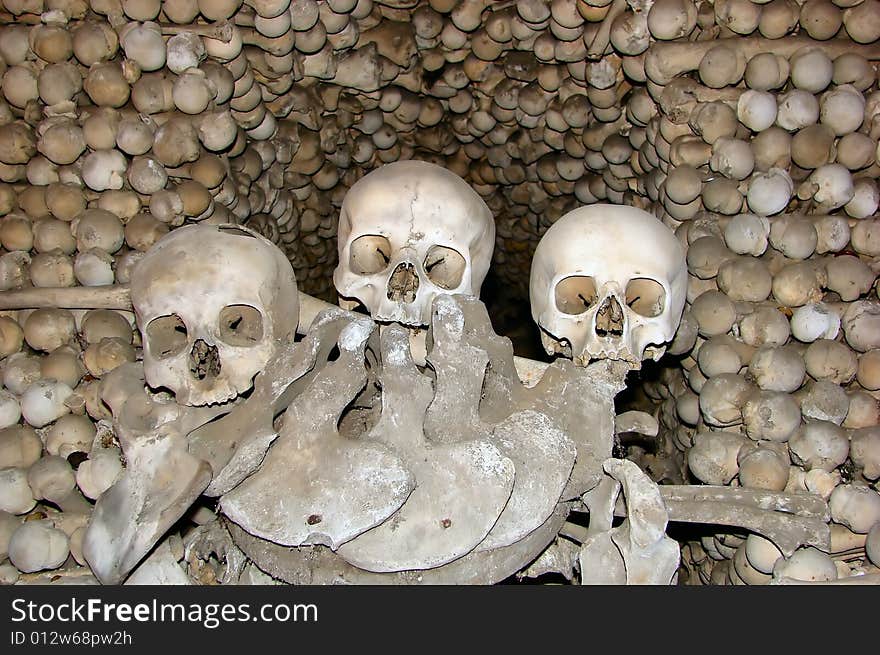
[
  {"xmin": 190, "ymin": 339, "xmax": 221, "ymax": 381},
  {"xmin": 596, "ymin": 296, "xmax": 625, "ymax": 338},
  {"xmin": 387, "ymin": 262, "xmax": 419, "ymax": 303}
]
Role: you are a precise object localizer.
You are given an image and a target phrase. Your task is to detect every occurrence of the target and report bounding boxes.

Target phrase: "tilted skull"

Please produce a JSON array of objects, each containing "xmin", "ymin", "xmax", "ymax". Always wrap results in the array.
[
  {"xmin": 333, "ymin": 160, "xmax": 495, "ymax": 327},
  {"xmin": 131, "ymin": 224, "xmax": 299, "ymax": 406},
  {"xmin": 529, "ymin": 205, "xmax": 687, "ymax": 368}
]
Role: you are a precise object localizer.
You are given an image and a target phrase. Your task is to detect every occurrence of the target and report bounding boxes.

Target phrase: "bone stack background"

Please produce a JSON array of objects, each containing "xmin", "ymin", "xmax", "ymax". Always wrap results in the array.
[{"xmin": 1, "ymin": 0, "xmax": 879, "ymax": 584}]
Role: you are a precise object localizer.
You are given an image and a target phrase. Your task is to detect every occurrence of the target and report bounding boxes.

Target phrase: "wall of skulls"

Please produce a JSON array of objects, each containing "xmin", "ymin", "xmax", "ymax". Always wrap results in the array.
[{"xmin": 0, "ymin": 0, "xmax": 879, "ymax": 583}]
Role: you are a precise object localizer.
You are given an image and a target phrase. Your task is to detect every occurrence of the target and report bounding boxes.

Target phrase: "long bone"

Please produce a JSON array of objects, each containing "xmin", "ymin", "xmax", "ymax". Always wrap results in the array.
[
  {"xmin": 645, "ymin": 36, "xmax": 880, "ymax": 86},
  {"xmin": 560, "ymin": 483, "xmax": 832, "ymax": 580},
  {"xmin": 594, "ymin": 485, "xmax": 832, "ymax": 558}
]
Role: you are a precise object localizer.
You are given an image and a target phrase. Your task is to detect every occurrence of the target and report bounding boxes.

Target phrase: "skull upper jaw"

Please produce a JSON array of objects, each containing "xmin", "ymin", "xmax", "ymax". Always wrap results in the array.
[
  {"xmin": 540, "ymin": 322, "xmax": 673, "ymax": 370},
  {"xmin": 143, "ymin": 359, "xmax": 245, "ymax": 407},
  {"xmin": 540, "ymin": 328, "xmax": 643, "ymax": 370},
  {"xmin": 537, "ymin": 294, "xmax": 669, "ymax": 370},
  {"xmin": 142, "ymin": 335, "xmax": 276, "ymax": 407}
]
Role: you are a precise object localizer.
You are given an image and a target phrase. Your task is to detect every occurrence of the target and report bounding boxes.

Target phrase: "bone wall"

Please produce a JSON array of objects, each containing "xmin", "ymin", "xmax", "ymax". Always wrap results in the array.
[{"xmin": 0, "ymin": 0, "xmax": 879, "ymax": 584}]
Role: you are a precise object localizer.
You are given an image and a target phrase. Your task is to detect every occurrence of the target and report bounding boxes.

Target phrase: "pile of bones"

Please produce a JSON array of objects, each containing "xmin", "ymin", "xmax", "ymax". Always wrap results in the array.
[{"xmin": 0, "ymin": 0, "xmax": 878, "ymax": 586}]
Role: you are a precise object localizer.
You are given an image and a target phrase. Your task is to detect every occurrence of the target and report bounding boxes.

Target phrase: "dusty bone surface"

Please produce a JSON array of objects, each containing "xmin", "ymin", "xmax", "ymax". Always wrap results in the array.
[
  {"xmin": 219, "ymin": 292, "xmax": 626, "ymax": 583},
  {"xmin": 578, "ymin": 458, "xmax": 681, "ymax": 585},
  {"xmin": 82, "ymin": 362, "xmax": 226, "ymax": 584}
]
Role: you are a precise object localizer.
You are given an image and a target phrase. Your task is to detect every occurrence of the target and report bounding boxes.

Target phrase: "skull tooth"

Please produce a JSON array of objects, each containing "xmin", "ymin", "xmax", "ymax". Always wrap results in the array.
[{"xmin": 189, "ymin": 338, "xmax": 221, "ymax": 381}]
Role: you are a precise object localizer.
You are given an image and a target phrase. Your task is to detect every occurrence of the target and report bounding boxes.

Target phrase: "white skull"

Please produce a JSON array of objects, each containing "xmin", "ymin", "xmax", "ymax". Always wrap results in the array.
[
  {"xmin": 131, "ymin": 224, "xmax": 299, "ymax": 406},
  {"xmin": 333, "ymin": 160, "xmax": 495, "ymax": 327},
  {"xmin": 529, "ymin": 205, "xmax": 687, "ymax": 368}
]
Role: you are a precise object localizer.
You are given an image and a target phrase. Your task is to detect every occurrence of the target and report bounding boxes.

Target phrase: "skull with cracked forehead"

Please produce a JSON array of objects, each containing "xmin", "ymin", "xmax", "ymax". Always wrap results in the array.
[
  {"xmin": 333, "ymin": 160, "xmax": 495, "ymax": 327},
  {"xmin": 131, "ymin": 224, "xmax": 299, "ymax": 406},
  {"xmin": 530, "ymin": 205, "xmax": 687, "ymax": 368}
]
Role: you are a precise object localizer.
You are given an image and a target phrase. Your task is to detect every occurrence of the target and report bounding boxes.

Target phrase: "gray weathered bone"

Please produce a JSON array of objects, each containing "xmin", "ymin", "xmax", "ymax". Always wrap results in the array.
[
  {"xmin": 124, "ymin": 538, "xmax": 193, "ymax": 586},
  {"xmin": 579, "ymin": 474, "xmax": 627, "ymax": 584},
  {"xmin": 422, "ymin": 295, "xmax": 576, "ymax": 552},
  {"xmin": 579, "ymin": 459, "xmax": 679, "ymax": 585},
  {"xmin": 605, "ymin": 459, "xmax": 680, "ymax": 584},
  {"xmin": 650, "ymin": 486, "xmax": 831, "ymax": 557},
  {"xmin": 336, "ymin": 322, "xmax": 515, "ymax": 572},
  {"xmin": 189, "ymin": 309, "xmax": 355, "ymax": 496},
  {"xmin": 82, "ymin": 363, "xmax": 224, "ymax": 584},
  {"xmin": 433, "ymin": 295, "xmax": 627, "ymax": 500},
  {"xmin": 226, "ymin": 506, "xmax": 571, "ymax": 585},
  {"xmin": 225, "ymin": 293, "xmax": 625, "ymax": 583},
  {"xmin": 221, "ymin": 318, "xmax": 415, "ymax": 549},
  {"xmin": 615, "ymin": 411, "xmax": 660, "ymax": 437}
]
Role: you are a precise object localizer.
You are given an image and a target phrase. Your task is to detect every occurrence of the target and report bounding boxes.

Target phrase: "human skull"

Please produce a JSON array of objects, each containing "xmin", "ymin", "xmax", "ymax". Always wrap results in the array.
[
  {"xmin": 333, "ymin": 160, "xmax": 495, "ymax": 327},
  {"xmin": 131, "ymin": 224, "xmax": 299, "ymax": 406},
  {"xmin": 529, "ymin": 205, "xmax": 687, "ymax": 368}
]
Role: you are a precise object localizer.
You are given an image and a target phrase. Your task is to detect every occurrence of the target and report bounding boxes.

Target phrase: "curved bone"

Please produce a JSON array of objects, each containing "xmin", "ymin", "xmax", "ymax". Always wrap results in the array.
[
  {"xmin": 337, "ymin": 323, "xmax": 515, "ymax": 572},
  {"xmin": 579, "ymin": 458, "xmax": 679, "ymax": 585},
  {"xmin": 529, "ymin": 358, "xmax": 629, "ymax": 498},
  {"xmin": 579, "ymin": 475, "xmax": 627, "ymax": 585},
  {"xmin": 82, "ymin": 364, "xmax": 224, "ymax": 584},
  {"xmin": 226, "ymin": 505, "xmax": 571, "ymax": 585},
  {"xmin": 605, "ymin": 459, "xmax": 680, "ymax": 585},
  {"xmin": 442, "ymin": 293, "xmax": 625, "ymax": 501},
  {"xmin": 424, "ymin": 295, "xmax": 576, "ymax": 553},
  {"xmin": 190, "ymin": 309, "xmax": 354, "ymax": 496},
  {"xmin": 220, "ymin": 317, "xmax": 415, "ymax": 549},
  {"xmin": 477, "ymin": 410, "xmax": 576, "ymax": 552}
]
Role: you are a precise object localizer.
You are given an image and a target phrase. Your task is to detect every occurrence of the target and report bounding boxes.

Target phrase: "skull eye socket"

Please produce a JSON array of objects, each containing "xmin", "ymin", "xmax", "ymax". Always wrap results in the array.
[
  {"xmin": 555, "ymin": 276, "xmax": 598, "ymax": 315},
  {"xmin": 145, "ymin": 314, "xmax": 188, "ymax": 358},
  {"xmin": 424, "ymin": 245, "xmax": 466, "ymax": 290},
  {"xmin": 350, "ymin": 235, "xmax": 392, "ymax": 275},
  {"xmin": 219, "ymin": 305, "xmax": 264, "ymax": 346},
  {"xmin": 625, "ymin": 278, "xmax": 666, "ymax": 317}
]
